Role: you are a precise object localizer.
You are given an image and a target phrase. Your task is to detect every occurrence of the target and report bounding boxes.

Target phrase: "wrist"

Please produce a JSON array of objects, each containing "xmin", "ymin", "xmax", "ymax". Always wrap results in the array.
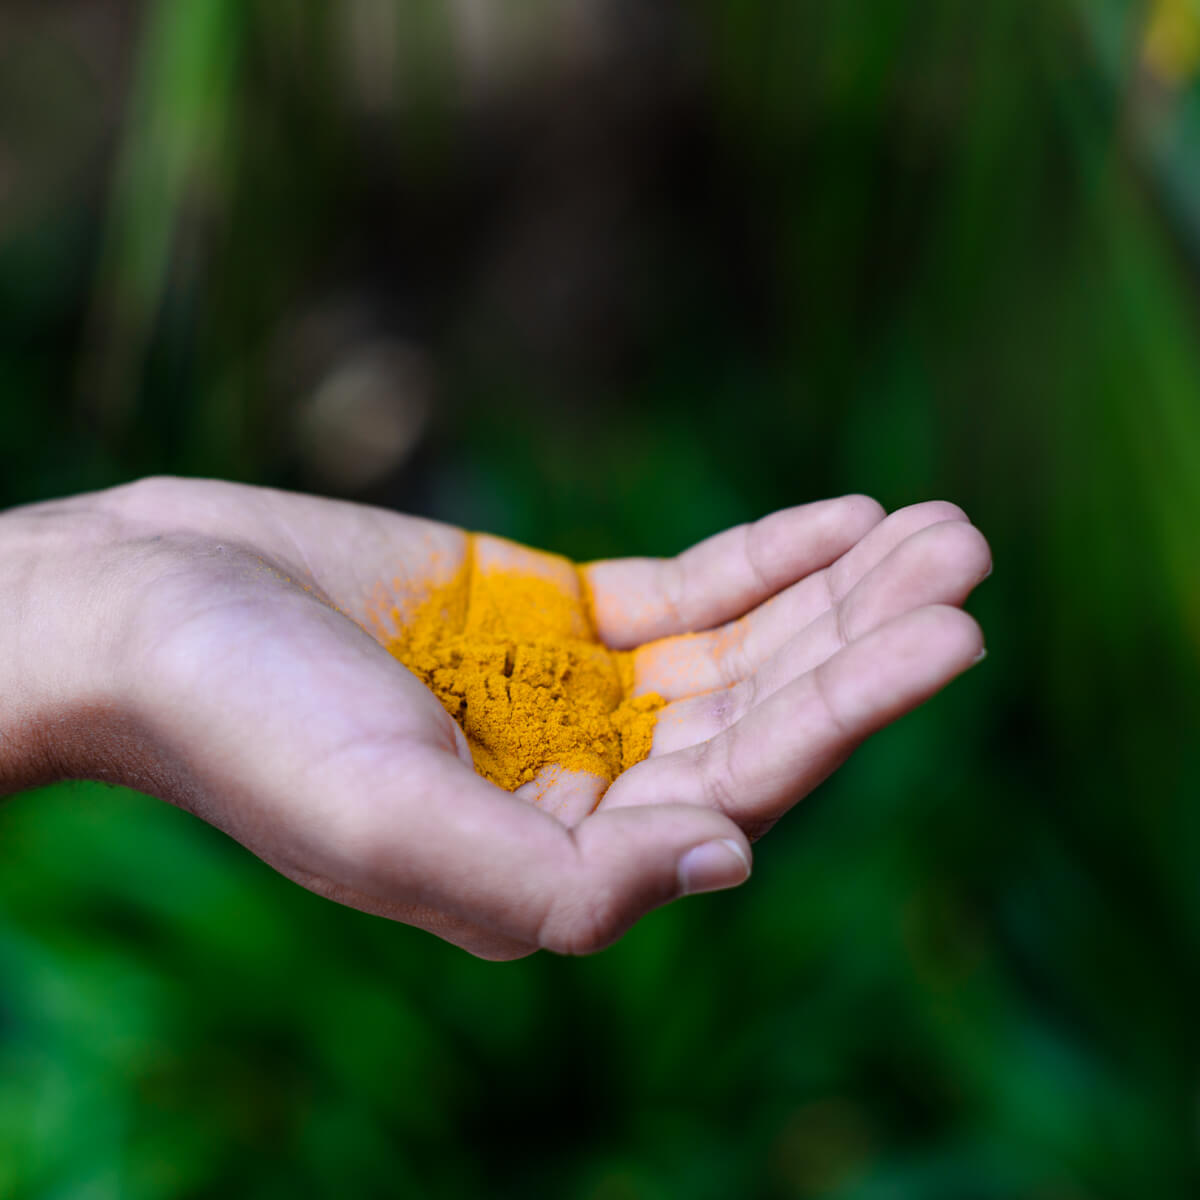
[{"xmin": 0, "ymin": 494, "xmax": 139, "ymax": 794}]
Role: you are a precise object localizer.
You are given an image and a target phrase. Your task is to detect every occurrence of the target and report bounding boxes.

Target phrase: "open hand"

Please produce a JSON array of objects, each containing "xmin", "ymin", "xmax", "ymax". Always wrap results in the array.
[{"xmin": 2, "ymin": 478, "xmax": 989, "ymax": 959}]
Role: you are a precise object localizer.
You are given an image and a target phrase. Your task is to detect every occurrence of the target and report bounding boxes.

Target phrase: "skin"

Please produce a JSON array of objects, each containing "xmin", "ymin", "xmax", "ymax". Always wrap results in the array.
[{"xmin": 0, "ymin": 477, "xmax": 990, "ymax": 960}]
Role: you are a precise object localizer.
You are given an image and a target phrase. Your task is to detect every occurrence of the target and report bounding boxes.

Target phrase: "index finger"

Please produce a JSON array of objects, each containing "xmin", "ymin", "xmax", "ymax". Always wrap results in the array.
[{"xmin": 582, "ymin": 496, "xmax": 886, "ymax": 649}]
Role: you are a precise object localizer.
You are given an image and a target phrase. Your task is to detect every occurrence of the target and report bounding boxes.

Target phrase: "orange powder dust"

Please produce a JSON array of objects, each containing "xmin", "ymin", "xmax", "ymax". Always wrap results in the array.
[{"xmin": 380, "ymin": 540, "xmax": 665, "ymax": 792}]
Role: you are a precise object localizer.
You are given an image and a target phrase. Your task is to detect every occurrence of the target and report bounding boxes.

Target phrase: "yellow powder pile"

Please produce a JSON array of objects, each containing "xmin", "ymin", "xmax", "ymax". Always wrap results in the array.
[{"xmin": 381, "ymin": 540, "xmax": 665, "ymax": 792}]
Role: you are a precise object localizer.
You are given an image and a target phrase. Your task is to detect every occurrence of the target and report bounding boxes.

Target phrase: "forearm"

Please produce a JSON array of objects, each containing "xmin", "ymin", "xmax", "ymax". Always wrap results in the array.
[{"xmin": 0, "ymin": 494, "xmax": 139, "ymax": 794}]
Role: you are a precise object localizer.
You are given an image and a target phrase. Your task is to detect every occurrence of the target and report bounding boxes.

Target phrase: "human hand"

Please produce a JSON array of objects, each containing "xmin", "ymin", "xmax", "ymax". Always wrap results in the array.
[{"xmin": 0, "ymin": 478, "xmax": 989, "ymax": 959}]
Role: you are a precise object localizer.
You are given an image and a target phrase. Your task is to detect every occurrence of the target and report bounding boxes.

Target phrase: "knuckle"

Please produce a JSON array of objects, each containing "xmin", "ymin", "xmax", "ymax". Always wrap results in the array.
[
  {"xmin": 730, "ymin": 672, "xmax": 758, "ymax": 724},
  {"xmin": 813, "ymin": 659, "xmax": 855, "ymax": 740},
  {"xmin": 664, "ymin": 557, "xmax": 688, "ymax": 628},
  {"xmin": 697, "ymin": 734, "xmax": 739, "ymax": 814},
  {"xmin": 714, "ymin": 619, "xmax": 751, "ymax": 688},
  {"xmin": 743, "ymin": 520, "xmax": 776, "ymax": 594},
  {"xmin": 834, "ymin": 594, "xmax": 854, "ymax": 648}
]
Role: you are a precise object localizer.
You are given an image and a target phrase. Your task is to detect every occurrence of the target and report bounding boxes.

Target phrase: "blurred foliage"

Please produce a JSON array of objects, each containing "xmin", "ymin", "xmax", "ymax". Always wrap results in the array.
[{"xmin": 1, "ymin": 0, "xmax": 1199, "ymax": 1196}]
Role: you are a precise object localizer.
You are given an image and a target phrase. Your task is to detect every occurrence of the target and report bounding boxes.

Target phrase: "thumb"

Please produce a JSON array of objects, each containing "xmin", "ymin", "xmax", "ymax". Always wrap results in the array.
[
  {"xmin": 535, "ymin": 803, "xmax": 753, "ymax": 955},
  {"xmin": 318, "ymin": 753, "xmax": 752, "ymax": 955}
]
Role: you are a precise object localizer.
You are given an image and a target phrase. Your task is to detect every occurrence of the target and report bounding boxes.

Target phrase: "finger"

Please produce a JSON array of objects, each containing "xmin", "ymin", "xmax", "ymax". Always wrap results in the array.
[
  {"xmin": 582, "ymin": 495, "xmax": 886, "ymax": 648},
  {"xmin": 630, "ymin": 501, "xmax": 978, "ymax": 698},
  {"xmin": 650, "ymin": 520, "xmax": 992, "ymax": 745},
  {"xmin": 515, "ymin": 766, "xmax": 609, "ymax": 827},
  {"xmin": 601, "ymin": 605, "xmax": 984, "ymax": 834},
  {"xmin": 825, "ymin": 499, "xmax": 972, "ymax": 596},
  {"xmin": 305, "ymin": 751, "xmax": 752, "ymax": 956}
]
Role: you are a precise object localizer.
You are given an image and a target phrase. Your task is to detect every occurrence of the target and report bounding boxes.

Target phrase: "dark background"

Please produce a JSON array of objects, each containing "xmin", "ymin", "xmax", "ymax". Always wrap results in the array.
[{"xmin": 1, "ymin": 1, "xmax": 1198, "ymax": 1196}]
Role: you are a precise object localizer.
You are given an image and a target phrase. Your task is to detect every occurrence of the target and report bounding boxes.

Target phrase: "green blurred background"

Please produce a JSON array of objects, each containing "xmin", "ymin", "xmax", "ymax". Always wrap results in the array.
[{"xmin": 1, "ymin": 1, "xmax": 1199, "ymax": 1195}]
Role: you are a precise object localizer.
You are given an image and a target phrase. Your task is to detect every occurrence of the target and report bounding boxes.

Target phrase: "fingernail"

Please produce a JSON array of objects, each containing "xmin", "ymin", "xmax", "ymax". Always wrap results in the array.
[
  {"xmin": 972, "ymin": 646, "xmax": 988, "ymax": 666},
  {"xmin": 678, "ymin": 839, "xmax": 752, "ymax": 896}
]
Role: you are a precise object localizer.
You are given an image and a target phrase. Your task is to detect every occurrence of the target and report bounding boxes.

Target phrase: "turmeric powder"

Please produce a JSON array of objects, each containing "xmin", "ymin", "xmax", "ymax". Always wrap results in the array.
[{"xmin": 379, "ymin": 536, "xmax": 664, "ymax": 793}]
